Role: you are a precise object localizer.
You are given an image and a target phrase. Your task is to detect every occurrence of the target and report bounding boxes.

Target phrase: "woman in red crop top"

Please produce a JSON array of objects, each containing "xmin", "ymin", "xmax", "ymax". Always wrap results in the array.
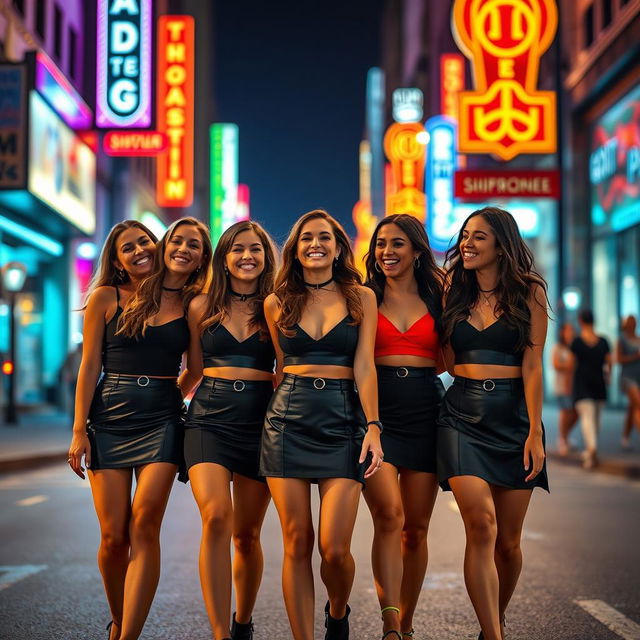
[
  {"xmin": 364, "ymin": 214, "xmax": 444, "ymax": 640},
  {"xmin": 68, "ymin": 218, "xmax": 212, "ymax": 640}
]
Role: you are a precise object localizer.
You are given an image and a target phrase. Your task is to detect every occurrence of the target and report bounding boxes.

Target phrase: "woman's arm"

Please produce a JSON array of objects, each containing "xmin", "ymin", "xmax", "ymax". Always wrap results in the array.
[
  {"xmin": 552, "ymin": 344, "xmax": 574, "ymax": 371},
  {"xmin": 616, "ymin": 340, "xmax": 639, "ymax": 365},
  {"xmin": 522, "ymin": 284, "xmax": 548, "ymax": 483},
  {"xmin": 179, "ymin": 296, "xmax": 205, "ymax": 397},
  {"xmin": 68, "ymin": 287, "xmax": 111, "ymax": 479},
  {"xmin": 354, "ymin": 286, "xmax": 383, "ymax": 478},
  {"xmin": 264, "ymin": 294, "xmax": 285, "ymax": 386}
]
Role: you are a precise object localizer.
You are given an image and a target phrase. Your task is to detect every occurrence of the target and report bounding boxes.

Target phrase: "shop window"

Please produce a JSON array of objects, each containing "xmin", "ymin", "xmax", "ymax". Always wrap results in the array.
[
  {"xmin": 69, "ymin": 26, "xmax": 77, "ymax": 82},
  {"xmin": 602, "ymin": 0, "xmax": 612, "ymax": 29},
  {"xmin": 583, "ymin": 4, "xmax": 595, "ymax": 49},
  {"xmin": 53, "ymin": 3, "xmax": 63, "ymax": 61},
  {"xmin": 11, "ymin": 0, "xmax": 25, "ymax": 17},
  {"xmin": 35, "ymin": 0, "xmax": 46, "ymax": 40}
]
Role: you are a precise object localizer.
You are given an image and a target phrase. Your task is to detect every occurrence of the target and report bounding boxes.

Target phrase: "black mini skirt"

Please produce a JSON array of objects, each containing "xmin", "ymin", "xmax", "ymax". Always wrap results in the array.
[
  {"xmin": 437, "ymin": 377, "xmax": 549, "ymax": 492},
  {"xmin": 184, "ymin": 376, "xmax": 273, "ymax": 482},
  {"xmin": 259, "ymin": 374, "xmax": 366, "ymax": 484},
  {"xmin": 87, "ymin": 374, "xmax": 184, "ymax": 471},
  {"xmin": 377, "ymin": 366, "xmax": 444, "ymax": 473}
]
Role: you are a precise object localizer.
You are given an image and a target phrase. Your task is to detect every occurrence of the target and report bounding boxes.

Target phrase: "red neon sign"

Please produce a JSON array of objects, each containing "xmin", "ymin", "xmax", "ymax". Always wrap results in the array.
[
  {"xmin": 454, "ymin": 169, "xmax": 560, "ymax": 198},
  {"xmin": 156, "ymin": 15, "xmax": 194, "ymax": 207},
  {"xmin": 104, "ymin": 131, "xmax": 168, "ymax": 156}
]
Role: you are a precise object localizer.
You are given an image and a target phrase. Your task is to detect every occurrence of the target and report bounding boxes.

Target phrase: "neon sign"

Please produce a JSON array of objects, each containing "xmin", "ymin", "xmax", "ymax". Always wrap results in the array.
[
  {"xmin": 392, "ymin": 88, "xmax": 423, "ymax": 123},
  {"xmin": 455, "ymin": 169, "xmax": 559, "ymax": 198},
  {"xmin": 383, "ymin": 122, "xmax": 426, "ymax": 220},
  {"xmin": 452, "ymin": 0, "xmax": 557, "ymax": 160},
  {"xmin": 156, "ymin": 15, "xmax": 194, "ymax": 207},
  {"xmin": 96, "ymin": 0, "xmax": 152, "ymax": 128},
  {"xmin": 210, "ymin": 123, "xmax": 239, "ymax": 243},
  {"xmin": 104, "ymin": 130, "xmax": 167, "ymax": 156},
  {"xmin": 440, "ymin": 54, "xmax": 465, "ymax": 120}
]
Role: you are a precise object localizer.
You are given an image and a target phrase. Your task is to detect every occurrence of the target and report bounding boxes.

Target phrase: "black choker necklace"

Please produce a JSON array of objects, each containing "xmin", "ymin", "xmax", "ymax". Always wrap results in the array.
[
  {"xmin": 478, "ymin": 287, "xmax": 496, "ymax": 293},
  {"xmin": 230, "ymin": 289, "xmax": 258, "ymax": 302},
  {"xmin": 304, "ymin": 277, "xmax": 334, "ymax": 290},
  {"xmin": 162, "ymin": 285, "xmax": 183, "ymax": 292}
]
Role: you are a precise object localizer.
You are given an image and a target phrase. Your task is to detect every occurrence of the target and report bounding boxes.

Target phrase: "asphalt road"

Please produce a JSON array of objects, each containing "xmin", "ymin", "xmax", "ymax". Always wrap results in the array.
[{"xmin": 1, "ymin": 461, "xmax": 639, "ymax": 640}]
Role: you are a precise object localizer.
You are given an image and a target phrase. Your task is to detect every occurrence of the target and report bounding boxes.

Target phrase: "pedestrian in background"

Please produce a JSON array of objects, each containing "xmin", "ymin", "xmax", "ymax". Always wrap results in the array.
[
  {"xmin": 260, "ymin": 209, "xmax": 382, "ymax": 640},
  {"xmin": 552, "ymin": 322, "xmax": 577, "ymax": 456},
  {"xmin": 571, "ymin": 309, "xmax": 611, "ymax": 470},
  {"xmin": 363, "ymin": 214, "xmax": 444, "ymax": 640},
  {"xmin": 438, "ymin": 207, "xmax": 549, "ymax": 640},
  {"xmin": 617, "ymin": 315, "xmax": 640, "ymax": 449},
  {"xmin": 68, "ymin": 218, "xmax": 211, "ymax": 640},
  {"xmin": 179, "ymin": 221, "xmax": 278, "ymax": 640}
]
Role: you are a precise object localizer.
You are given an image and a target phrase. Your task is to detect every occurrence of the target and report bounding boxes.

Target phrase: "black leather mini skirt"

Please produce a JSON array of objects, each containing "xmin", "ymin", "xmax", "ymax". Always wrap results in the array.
[
  {"xmin": 184, "ymin": 376, "xmax": 273, "ymax": 481},
  {"xmin": 377, "ymin": 366, "xmax": 444, "ymax": 473},
  {"xmin": 87, "ymin": 374, "xmax": 184, "ymax": 471},
  {"xmin": 259, "ymin": 374, "xmax": 366, "ymax": 484},
  {"xmin": 437, "ymin": 377, "xmax": 549, "ymax": 492}
]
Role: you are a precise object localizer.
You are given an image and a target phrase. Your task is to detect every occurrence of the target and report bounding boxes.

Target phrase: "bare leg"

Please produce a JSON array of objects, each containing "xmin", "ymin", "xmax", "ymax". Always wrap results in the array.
[
  {"xmin": 267, "ymin": 478, "xmax": 314, "ymax": 640},
  {"xmin": 232, "ymin": 474, "xmax": 271, "ymax": 624},
  {"xmin": 557, "ymin": 408, "xmax": 577, "ymax": 455},
  {"xmin": 318, "ymin": 477, "xmax": 362, "ymax": 619},
  {"xmin": 362, "ymin": 463, "xmax": 403, "ymax": 634},
  {"xmin": 88, "ymin": 468, "xmax": 133, "ymax": 640},
  {"xmin": 449, "ymin": 476, "xmax": 501, "ymax": 640},
  {"xmin": 398, "ymin": 469, "xmax": 438, "ymax": 635},
  {"xmin": 626, "ymin": 385, "xmax": 640, "ymax": 442},
  {"xmin": 119, "ymin": 462, "xmax": 176, "ymax": 640},
  {"xmin": 491, "ymin": 486, "xmax": 533, "ymax": 631},
  {"xmin": 189, "ymin": 463, "xmax": 233, "ymax": 640}
]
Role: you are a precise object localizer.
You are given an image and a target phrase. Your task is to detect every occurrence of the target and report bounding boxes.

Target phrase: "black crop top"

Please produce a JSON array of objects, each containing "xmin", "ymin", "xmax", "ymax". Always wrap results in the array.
[
  {"xmin": 451, "ymin": 317, "xmax": 523, "ymax": 366},
  {"xmin": 102, "ymin": 288, "xmax": 189, "ymax": 377},
  {"xmin": 279, "ymin": 315, "xmax": 358, "ymax": 368},
  {"xmin": 202, "ymin": 324, "xmax": 275, "ymax": 372}
]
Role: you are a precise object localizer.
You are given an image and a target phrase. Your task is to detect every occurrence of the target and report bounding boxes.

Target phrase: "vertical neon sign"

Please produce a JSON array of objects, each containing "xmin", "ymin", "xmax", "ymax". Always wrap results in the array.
[
  {"xmin": 156, "ymin": 15, "xmax": 194, "ymax": 207},
  {"xmin": 96, "ymin": 0, "xmax": 152, "ymax": 128},
  {"xmin": 210, "ymin": 123, "xmax": 239, "ymax": 243}
]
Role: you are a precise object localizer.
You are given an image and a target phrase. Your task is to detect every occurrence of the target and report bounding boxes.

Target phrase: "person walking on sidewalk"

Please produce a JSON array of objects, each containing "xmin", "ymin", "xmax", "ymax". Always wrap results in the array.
[
  {"xmin": 571, "ymin": 309, "xmax": 611, "ymax": 469},
  {"xmin": 552, "ymin": 323, "xmax": 577, "ymax": 456},
  {"xmin": 617, "ymin": 315, "xmax": 640, "ymax": 449}
]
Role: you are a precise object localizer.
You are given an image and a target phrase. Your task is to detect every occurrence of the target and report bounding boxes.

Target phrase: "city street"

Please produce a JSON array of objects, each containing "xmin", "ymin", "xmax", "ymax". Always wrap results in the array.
[{"xmin": 1, "ymin": 460, "xmax": 639, "ymax": 640}]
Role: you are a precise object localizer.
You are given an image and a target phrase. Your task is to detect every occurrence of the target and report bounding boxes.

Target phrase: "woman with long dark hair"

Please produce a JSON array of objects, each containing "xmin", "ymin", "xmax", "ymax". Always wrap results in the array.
[
  {"xmin": 180, "ymin": 221, "xmax": 278, "ymax": 640},
  {"xmin": 363, "ymin": 214, "xmax": 444, "ymax": 640},
  {"xmin": 260, "ymin": 209, "xmax": 382, "ymax": 640},
  {"xmin": 68, "ymin": 217, "xmax": 211, "ymax": 640},
  {"xmin": 438, "ymin": 207, "xmax": 549, "ymax": 640}
]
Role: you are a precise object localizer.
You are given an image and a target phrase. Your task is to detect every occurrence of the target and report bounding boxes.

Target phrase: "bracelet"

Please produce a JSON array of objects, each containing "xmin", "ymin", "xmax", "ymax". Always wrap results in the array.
[{"xmin": 366, "ymin": 420, "xmax": 383, "ymax": 433}]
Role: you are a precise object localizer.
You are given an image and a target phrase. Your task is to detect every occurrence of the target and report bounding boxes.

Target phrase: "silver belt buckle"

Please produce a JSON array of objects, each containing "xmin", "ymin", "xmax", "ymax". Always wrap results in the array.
[
  {"xmin": 137, "ymin": 375, "xmax": 150, "ymax": 387},
  {"xmin": 482, "ymin": 379, "xmax": 496, "ymax": 392},
  {"xmin": 313, "ymin": 377, "xmax": 326, "ymax": 390},
  {"xmin": 233, "ymin": 380, "xmax": 246, "ymax": 392},
  {"xmin": 396, "ymin": 367, "xmax": 409, "ymax": 378}
]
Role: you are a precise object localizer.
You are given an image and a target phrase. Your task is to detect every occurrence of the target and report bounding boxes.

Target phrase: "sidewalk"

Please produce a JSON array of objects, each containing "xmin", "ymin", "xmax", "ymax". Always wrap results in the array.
[{"xmin": 1, "ymin": 404, "xmax": 639, "ymax": 477}]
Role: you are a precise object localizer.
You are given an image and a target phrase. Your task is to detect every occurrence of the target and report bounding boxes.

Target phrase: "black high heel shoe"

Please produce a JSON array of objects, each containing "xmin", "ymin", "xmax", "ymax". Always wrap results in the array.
[
  {"xmin": 231, "ymin": 612, "xmax": 254, "ymax": 640},
  {"xmin": 478, "ymin": 615, "xmax": 506, "ymax": 640},
  {"xmin": 106, "ymin": 621, "xmax": 114, "ymax": 640},
  {"xmin": 324, "ymin": 601, "xmax": 351, "ymax": 640}
]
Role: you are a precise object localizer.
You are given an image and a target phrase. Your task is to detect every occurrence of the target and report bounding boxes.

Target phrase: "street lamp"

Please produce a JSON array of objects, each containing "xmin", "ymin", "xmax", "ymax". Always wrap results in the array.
[{"xmin": 2, "ymin": 262, "xmax": 27, "ymax": 425}]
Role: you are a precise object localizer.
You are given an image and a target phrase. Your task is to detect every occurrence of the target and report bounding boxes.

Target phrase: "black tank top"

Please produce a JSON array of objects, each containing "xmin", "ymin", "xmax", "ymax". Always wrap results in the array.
[
  {"xmin": 279, "ymin": 315, "xmax": 358, "ymax": 367},
  {"xmin": 451, "ymin": 316, "xmax": 523, "ymax": 366},
  {"xmin": 102, "ymin": 287, "xmax": 189, "ymax": 377},
  {"xmin": 202, "ymin": 324, "xmax": 275, "ymax": 372}
]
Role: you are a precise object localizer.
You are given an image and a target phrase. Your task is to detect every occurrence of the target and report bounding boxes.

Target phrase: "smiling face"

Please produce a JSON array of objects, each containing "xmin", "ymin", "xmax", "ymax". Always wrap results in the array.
[
  {"xmin": 113, "ymin": 226, "xmax": 156, "ymax": 280},
  {"xmin": 374, "ymin": 222, "xmax": 419, "ymax": 279},
  {"xmin": 296, "ymin": 217, "xmax": 340, "ymax": 271},
  {"xmin": 225, "ymin": 229, "xmax": 265, "ymax": 285},
  {"xmin": 459, "ymin": 215, "xmax": 501, "ymax": 271},
  {"xmin": 164, "ymin": 223, "xmax": 204, "ymax": 276}
]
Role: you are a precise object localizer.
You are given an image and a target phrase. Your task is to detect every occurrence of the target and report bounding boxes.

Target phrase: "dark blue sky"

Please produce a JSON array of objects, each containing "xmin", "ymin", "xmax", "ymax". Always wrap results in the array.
[{"xmin": 214, "ymin": 0, "xmax": 384, "ymax": 244}]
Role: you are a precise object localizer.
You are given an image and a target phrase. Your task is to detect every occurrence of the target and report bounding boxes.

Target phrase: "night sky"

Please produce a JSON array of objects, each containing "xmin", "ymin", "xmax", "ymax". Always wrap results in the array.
[{"xmin": 214, "ymin": 0, "xmax": 384, "ymax": 243}]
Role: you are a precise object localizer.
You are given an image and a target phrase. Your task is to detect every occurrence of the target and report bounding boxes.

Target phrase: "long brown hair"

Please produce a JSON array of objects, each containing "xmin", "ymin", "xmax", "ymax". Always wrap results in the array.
[
  {"xmin": 275, "ymin": 209, "xmax": 363, "ymax": 333},
  {"xmin": 441, "ymin": 206, "xmax": 548, "ymax": 351},
  {"xmin": 200, "ymin": 220, "xmax": 278, "ymax": 335},
  {"xmin": 364, "ymin": 214, "xmax": 444, "ymax": 332},
  {"xmin": 118, "ymin": 217, "xmax": 213, "ymax": 337},
  {"xmin": 82, "ymin": 220, "xmax": 158, "ymax": 308}
]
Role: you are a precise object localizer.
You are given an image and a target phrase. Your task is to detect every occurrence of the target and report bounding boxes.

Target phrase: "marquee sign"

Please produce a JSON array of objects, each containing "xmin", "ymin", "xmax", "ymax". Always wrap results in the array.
[
  {"xmin": 455, "ymin": 169, "xmax": 560, "ymax": 198},
  {"xmin": 383, "ymin": 122, "xmax": 426, "ymax": 220},
  {"xmin": 452, "ymin": 0, "xmax": 557, "ymax": 160},
  {"xmin": 156, "ymin": 15, "xmax": 194, "ymax": 207},
  {"xmin": 96, "ymin": 0, "xmax": 152, "ymax": 128}
]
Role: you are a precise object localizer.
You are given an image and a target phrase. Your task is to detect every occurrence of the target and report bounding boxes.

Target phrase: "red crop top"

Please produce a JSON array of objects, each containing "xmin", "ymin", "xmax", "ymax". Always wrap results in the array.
[{"xmin": 375, "ymin": 312, "xmax": 438, "ymax": 359}]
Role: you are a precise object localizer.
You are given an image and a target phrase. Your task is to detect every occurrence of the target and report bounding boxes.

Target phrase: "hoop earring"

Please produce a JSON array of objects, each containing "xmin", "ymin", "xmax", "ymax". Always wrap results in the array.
[
  {"xmin": 414, "ymin": 257, "xmax": 420, "ymax": 269},
  {"xmin": 374, "ymin": 262, "xmax": 382, "ymax": 273}
]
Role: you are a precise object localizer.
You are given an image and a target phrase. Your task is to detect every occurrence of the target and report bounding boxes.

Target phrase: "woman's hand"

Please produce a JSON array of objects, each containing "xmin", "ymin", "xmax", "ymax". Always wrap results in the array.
[
  {"xmin": 524, "ymin": 431, "xmax": 545, "ymax": 483},
  {"xmin": 360, "ymin": 425, "xmax": 384, "ymax": 479},
  {"xmin": 68, "ymin": 431, "xmax": 91, "ymax": 480}
]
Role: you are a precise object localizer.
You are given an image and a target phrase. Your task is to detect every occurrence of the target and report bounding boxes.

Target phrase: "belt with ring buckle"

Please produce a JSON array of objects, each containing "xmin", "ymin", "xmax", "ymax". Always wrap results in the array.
[
  {"xmin": 482, "ymin": 379, "xmax": 496, "ymax": 392},
  {"xmin": 137, "ymin": 375, "xmax": 150, "ymax": 387},
  {"xmin": 396, "ymin": 367, "xmax": 409, "ymax": 378},
  {"xmin": 233, "ymin": 380, "xmax": 246, "ymax": 392},
  {"xmin": 313, "ymin": 378, "xmax": 326, "ymax": 390}
]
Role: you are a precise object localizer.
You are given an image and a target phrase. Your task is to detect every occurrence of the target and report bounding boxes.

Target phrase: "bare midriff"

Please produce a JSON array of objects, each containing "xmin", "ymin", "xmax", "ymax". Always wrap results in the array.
[
  {"xmin": 454, "ymin": 364, "xmax": 522, "ymax": 379},
  {"xmin": 375, "ymin": 355, "xmax": 436, "ymax": 368},
  {"xmin": 203, "ymin": 367, "xmax": 273, "ymax": 381},
  {"xmin": 283, "ymin": 364, "xmax": 354, "ymax": 380}
]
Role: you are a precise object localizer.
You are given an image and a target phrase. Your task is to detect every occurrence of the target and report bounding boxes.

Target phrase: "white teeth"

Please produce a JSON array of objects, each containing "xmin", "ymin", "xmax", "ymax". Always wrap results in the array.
[
  {"xmin": 134, "ymin": 256, "xmax": 150, "ymax": 265},
  {"xmin": 307, "ymin": 252, "xmax": 325, "ymax": 258},
  {"xmin": 239, "ymin": 264, "xmax": 256, "ymax": 270},
  {"xmin": 173, "ymin": 256, "xmax": 189, "ymax": 264},
  {"xmin": 382, "ymin": 259, "xmax": 399, "ymax": 265}
]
